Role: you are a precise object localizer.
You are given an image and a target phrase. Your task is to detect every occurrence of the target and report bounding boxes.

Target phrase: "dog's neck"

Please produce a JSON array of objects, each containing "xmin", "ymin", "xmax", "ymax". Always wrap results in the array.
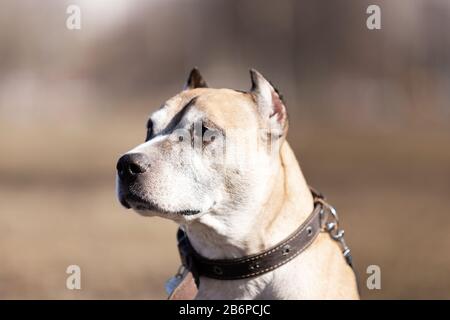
[{"xmin": 184, "ymin": 141, "xmax": 314, "ymax": 260}]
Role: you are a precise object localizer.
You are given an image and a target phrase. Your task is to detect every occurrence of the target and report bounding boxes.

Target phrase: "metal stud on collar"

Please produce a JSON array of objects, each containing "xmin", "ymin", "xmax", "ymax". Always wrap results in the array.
[
  {"xmin": 213, "ymin": 265, "xmax": 223, "ymax": 275},
  {"xmin": 249, "ymin": 263, "xmax": 260, "ymax": 271},
  {"xmin": 282, "ymin": 245, "xmax": 291, "ymax": 255}
]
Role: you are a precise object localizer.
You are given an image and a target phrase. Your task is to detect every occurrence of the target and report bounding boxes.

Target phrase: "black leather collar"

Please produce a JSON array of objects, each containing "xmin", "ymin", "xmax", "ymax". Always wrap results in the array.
[{"xmin": 176, "ymin": 188, "xmax": 349, "ymax": 286}]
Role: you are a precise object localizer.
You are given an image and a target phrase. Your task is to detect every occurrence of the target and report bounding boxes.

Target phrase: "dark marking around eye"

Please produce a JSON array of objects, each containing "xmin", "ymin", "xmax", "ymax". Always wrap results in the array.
[
  {"xmin": 201, "ymin": 121, "xmax": 224, "ymax": 148},
  {"xmin": 146, "ymin": 118, "xmax": 153, "ymax": 130},
  {"xmin": 201, "ymin": 123, "xmax": 208, "ymax": 136},
  {"xmin": 145, "ymin": 119, "xmax": 154, "ymax": 141},
  {"xmin": 162, "ymin": 96, "xmax": 198, "ymax": 135}
]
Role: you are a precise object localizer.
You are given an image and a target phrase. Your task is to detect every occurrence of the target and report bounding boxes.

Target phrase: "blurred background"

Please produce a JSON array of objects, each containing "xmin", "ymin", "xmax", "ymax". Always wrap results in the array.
[{"xmin": 0, "ymin": 0, "xmax": 449, "ymax": 299}]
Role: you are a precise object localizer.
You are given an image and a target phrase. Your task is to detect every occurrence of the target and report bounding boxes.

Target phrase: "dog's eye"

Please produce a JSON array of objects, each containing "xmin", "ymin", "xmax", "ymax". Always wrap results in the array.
[
  {"xmin": 145, "ymin": 119, "xmax": 154, "ymax": 141},
  {"xmin": 202, "ymin": 124, "xmax": 218, "ymax": 146}
]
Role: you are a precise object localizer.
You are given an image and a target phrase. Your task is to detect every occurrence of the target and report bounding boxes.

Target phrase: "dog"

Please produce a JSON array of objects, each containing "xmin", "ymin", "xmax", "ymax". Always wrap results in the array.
[{"xmin": 116, "ymin": 68, "xmax": 359, "ymax": 299}]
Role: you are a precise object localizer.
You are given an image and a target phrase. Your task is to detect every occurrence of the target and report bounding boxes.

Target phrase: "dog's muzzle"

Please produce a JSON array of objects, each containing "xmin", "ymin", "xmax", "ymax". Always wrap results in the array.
[{"xmin": 116, "ymin": 153, "xmax": 202, "ymax": 215}]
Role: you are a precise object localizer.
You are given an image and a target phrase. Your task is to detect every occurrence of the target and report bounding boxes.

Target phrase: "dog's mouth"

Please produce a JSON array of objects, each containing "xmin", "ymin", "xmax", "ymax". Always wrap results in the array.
[{"xmin": 119, "ymin": 193, "xmax": 201, "ymax": 216}]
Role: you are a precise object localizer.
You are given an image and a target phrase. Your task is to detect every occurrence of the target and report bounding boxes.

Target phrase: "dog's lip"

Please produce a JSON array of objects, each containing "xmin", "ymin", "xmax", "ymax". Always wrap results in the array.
[{"xmin": 124, "ymin": 193, "xmax": 201, "ymax": 216}]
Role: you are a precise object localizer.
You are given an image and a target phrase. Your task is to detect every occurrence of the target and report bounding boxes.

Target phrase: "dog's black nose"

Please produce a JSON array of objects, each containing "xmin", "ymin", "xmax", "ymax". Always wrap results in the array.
[{"xmin": 116, "ymin": 153, "xmax": 150, "ymax": 180}]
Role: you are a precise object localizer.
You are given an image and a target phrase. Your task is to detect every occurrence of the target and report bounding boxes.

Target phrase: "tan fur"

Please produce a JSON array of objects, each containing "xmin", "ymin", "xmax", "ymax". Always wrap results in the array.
[{"xmin": 192, "ymin": 141, "xmax": 359, "ymax": 299}]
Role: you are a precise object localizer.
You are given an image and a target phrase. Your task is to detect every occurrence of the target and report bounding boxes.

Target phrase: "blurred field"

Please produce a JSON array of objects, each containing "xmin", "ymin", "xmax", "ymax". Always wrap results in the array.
[
  {"xmin": 1, "ymin": 113, "xmax": 449, "ymax": 299},
  {"xmin": 1, "ymin": 0, "xmax": 450, "ymax": 300}
]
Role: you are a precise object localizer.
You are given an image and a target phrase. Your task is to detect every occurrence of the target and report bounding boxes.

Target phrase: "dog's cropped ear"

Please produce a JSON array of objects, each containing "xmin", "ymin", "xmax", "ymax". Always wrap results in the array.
[
  {"xmin": 250, "ymin": 69, "xmax": 288, "ymax": 135},
  {"xmin": 184, "ymin": 67, "xmax": 208, "ymax": 90}
]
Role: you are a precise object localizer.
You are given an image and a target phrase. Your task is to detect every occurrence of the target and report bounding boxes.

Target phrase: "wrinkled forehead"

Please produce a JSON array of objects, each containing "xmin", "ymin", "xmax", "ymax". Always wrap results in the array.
[{"xmin": 150, "ymin": 88, "xmax": 258, "ymax": 131}]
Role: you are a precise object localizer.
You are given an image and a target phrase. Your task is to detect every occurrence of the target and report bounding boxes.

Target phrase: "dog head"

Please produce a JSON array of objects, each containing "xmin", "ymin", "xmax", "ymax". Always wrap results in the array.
[{"xmin": 116, "ymin": 68, "xmax": 288, "ymax": 223}]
